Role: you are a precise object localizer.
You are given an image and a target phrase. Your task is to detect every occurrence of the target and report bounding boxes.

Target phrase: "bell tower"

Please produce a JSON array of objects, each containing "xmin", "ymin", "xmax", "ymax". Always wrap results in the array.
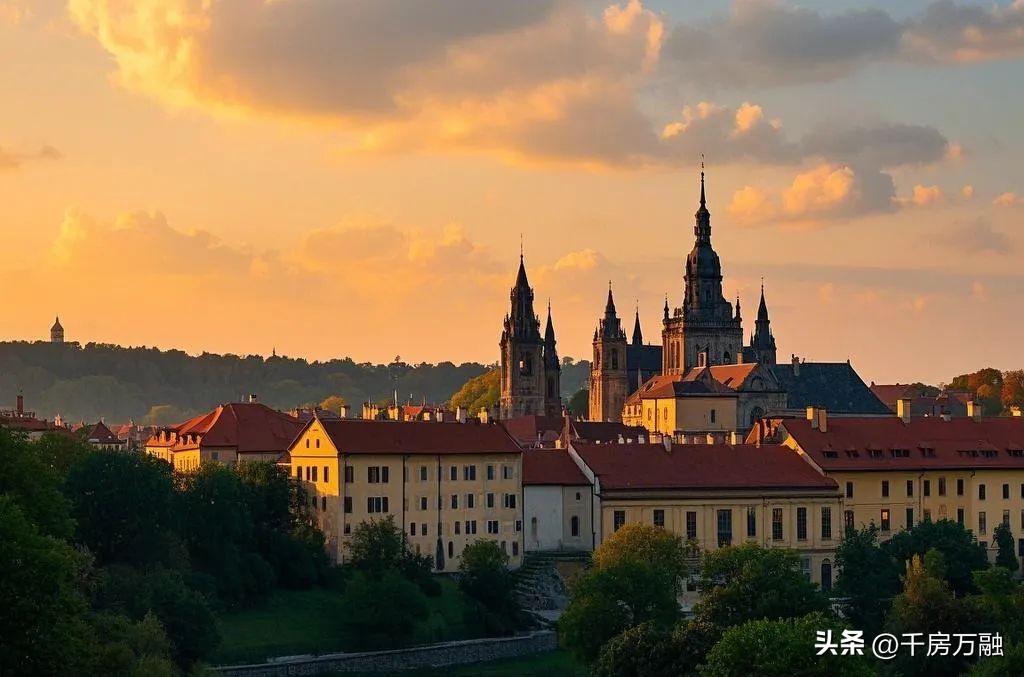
[
  {"xmin": 499, "ymin": 256, "xmax": 546, "ymax": 418},
  {"xmin": 588, "ymin": 283, "xmax": 628, "ymax": 422}
]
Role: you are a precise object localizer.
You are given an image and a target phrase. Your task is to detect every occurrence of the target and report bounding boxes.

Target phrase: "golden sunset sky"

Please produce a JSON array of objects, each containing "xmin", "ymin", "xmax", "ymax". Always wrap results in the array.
[{"xmin": 1, "ymin": 0, "xmax": 1022, "ymax": 385}]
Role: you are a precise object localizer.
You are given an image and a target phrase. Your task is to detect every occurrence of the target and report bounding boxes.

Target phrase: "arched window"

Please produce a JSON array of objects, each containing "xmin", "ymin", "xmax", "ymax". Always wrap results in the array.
[
  {"xmin": 571, "ymin": 515, "xmax": 580, "ymax": 537},
  {"xmin": 821, "ymin": 559, "xmax": 833, "ymax": 592},
  {"xmin": 723, "ymin": 351, "xmax": 731, "ymax": 364}
]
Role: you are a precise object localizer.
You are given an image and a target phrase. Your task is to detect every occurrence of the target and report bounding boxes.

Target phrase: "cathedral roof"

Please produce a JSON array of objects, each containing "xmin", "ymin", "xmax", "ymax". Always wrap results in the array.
[
  {"xmin": 682, "ymin": 363, "xmax": 765, "ymax": 390},
  {"xmin": 773, "ymin": 361, "xmax": 890, "ymax": 415},
  {"xmin": 628, "ymin": 373, "xmax": 736, "ymax": 402}
]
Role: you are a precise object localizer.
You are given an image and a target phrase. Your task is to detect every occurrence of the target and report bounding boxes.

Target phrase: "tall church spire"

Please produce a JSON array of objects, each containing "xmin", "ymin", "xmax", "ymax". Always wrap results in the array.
[
  {"xmin": 544, "ymin": 300, "xmax": 560, "ymax": 369},
  {"xmin": 632, "ymin": 303, "xmax": 643, "ymax": 346},
  {"xmin": 507, "ymin": 255, "xmax": 540, "ymax": 341},
  {"xmin": 605, "ymin": 281, "xmax": 616, "ymax": 316},
  {"xmin": 597, "ymin": 282, "xmax": 625, "ymax": 340},
  {"xmin": 757, "ymin": 280, "xmax": 769, "ymax": 322},
  {"xmin": 694, "ymin": 156, "xmax": 711, "ymax": 244},
  {"xmin": 750, "ymin": 279, "xmax": 777, "ymax": 365}
]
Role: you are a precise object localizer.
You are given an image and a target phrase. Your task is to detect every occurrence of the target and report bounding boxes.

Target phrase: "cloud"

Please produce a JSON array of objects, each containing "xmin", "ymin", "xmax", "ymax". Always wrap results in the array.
[
  {"xmin": 941, "ymin": 217, "xmax": 1013, "ymax": 255},
  {"xmin": 904, "ymin": 0, "xmax": 1024, "ymax": 64},
  {"xmin": 971, "ymin": 281, "xmax": 988, "ymax": 302},
  {"xmin": 898, "ymin": 184, "xmax": 944, "ymax": 208},
  {"xmin": 554, "ymin": 249, "xmax": 604, "ymax": 272},
  {"xmin": 961, "ymin": 184, "xmax": 975, "ymax": 200},
  {"xmin": 0, "ymin": 144, "xmax": 61, "ymax": 171},
  {"xmin": 800, "ymin": 123, "xmax": 951, "ymax": 168},
  {"xmin": 993, "ymin": 192, "xmax": 1023, "ymax": 207}
]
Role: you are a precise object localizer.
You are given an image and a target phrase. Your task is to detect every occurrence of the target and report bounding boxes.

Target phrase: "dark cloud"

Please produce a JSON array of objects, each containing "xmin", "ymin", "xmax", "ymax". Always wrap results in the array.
[
  {"xmin": 941, "ymin": 217, "xmax": 1014, "ymax": 256},
  {"xmin": 801, "ymin": 124, "xmax": 950, "ymax": 168},
  {"xmin": 905, "ymin": 0, "xmax": 1024, "ymax": 63}
]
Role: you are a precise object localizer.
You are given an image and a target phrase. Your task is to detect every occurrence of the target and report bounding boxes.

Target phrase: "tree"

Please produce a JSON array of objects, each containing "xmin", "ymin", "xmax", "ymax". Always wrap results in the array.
[
  {"xmin": 319, "ymin": 394, "xmax": 347, "ymax": 414},
  {"xmin": 568, "ymin": 389, "xmax": 588, "ymax": 418},
  {"xmin": 448, "ymin": 368, "xmax": 500, "ymax": 414},
  {"xmin": 0, "ymin": 496, "xmax": 94, "ymax": 675},
  {"xmin": 970, "ymin": 567, "xmax": 1024, "ymax": 645},
  {"xmin": 835, "ymin": 525, "xmax": 901, "ymax": 633},
  {"xmin": 592, "ymin": 619, "xmax": 718, "ymax": 677},
  {"xmin": 560, "ymin": 524, "xmax": 691, "ymax": 662},
  {"xmin": 883, "ymin": 518, "xmax": 989, "ymax": 596},
  {"xmin": 885, "ymin": 552, "xmax": 980, "ymax": 677},
  {"xmin": 0, "ymin": 427, "xmax": 74, "ymax": 538},
  {"xmin": 65, "ymin": 450, "xmax": 178, "ymax": 565},
  {"xmin": 459, "ymin": 539, "xmax": 520, "ymax": 635},
  {"xmin": 994, "ymin": 523, "xmax": 1019, "ymax": 573},
  {"xmin": 348, "ymin": 516, "xmax": 405, "ymax": 575},
  {"xmin": 695, "ymin": 543, "xmax": 830, "ymax": 628},
  {"xmin": 701, "ymin": 612, "xmax": 873, "ymax": 677},
  {"xmin": 343, "ymin": 570, "xmax": 428, "ymax": 650}
]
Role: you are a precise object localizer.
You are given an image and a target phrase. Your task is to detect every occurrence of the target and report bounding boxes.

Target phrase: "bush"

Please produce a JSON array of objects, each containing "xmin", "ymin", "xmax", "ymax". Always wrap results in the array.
[
  {"xmin": 343, "ymin": 570, "xmax": 429, "ymax": 650},
  {"xmin": 592, "ymin": 619, "xmax": 718, "ymax": 677}
]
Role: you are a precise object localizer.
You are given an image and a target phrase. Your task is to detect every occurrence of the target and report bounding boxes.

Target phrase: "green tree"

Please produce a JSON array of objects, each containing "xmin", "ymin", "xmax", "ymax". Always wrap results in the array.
[
  {"xmin": 0, "ymin": 495, "xmax": 94, "ymax": 675},
  {"xmin": 0, "ymin": 426, "xmax": 74, "ymax": 538},
  {"xmin": 319, "ymin": 394, "xmax": 347, "ymax": 414},
  {"xmin": 994, "ymin": 523, "xmax": 1019, "ymax": 573},
  {"xmin": 701, "ymin": 612, "xmax": 874, "ymax": 677},
  {"xmin": 592, "ymin": 619, "xmax": 719, "ymax": 677},
  {"xmin": 969, "ymin": 641, "xmax": 1024, "ymax": 676},
  {"xmin": 885, "ymin": 552, "xmax": 979, "ymax": 677},
  {"xmin": 87, "ymin": 612, "xmax": 177, "ymax": 677},
  {"xmin": 65, "ymin": 450, "xmax": 179, "ymax": 565},
  {"xmin": 448, "ymin": 368, "xmax": 500, "ymax": 414},
  {"xmin": 459, "ymin": 539, "xmax": 520, "ymax": 635},
  {"xmin": 695, "ymin": 543, "xmax": 830, "ymax": 628},
  {"xmin": 568, "ymin": 388, "xmax": 588, "ymax": 417},
  {"xmin": 343, "ymin": 570, "xmax": 429, "ymax": 650},
  {"xmin": 969, "ymin": 567, "xmax": 1024, "ymax": 644},
  {"xmin": 560, "ymin": 524, "xmax": 691, "ymax": 662},
  {"xmin": 883, "ymin": 518, "xmax": 989, "ymax": 595},
  {"xmin": 835, "ymin": 525, "xmax": 901, "ymax": 633},
  {"xmin": 348, "ymin": 516, "xmax": 405, "ymax": 575}
]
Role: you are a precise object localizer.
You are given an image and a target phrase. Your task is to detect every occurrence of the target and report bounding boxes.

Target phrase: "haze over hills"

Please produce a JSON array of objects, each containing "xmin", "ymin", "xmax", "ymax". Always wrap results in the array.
[{"xmin": 0, "ymin": 341, "xmax": 590, "ymax": 424}]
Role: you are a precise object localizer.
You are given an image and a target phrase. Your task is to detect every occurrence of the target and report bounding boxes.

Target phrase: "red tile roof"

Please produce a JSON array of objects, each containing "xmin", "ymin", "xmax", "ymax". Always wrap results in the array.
[
  {"xmin": 523, "ymin": 450, "xmax": 589, "ymax": 486},
  {"xmin": 313, "ymin": 419, "xmax": 522, "ymax": 455},
  {"xmin": 501, "ymin": 415, "xmax": 566, "ymax": 447},
  {"xmin": 628, "ymin": 373, "xmax": 735, "ymax": 402},
  {"xmin": 570, "ymin": 420, "xmax": 649, "ymax": 443},
  {"xmin": 86, "ymin": 421, "xmax": 121, "ymax": 445},
  {"xmin": 572, "ymin": 441, "xmax": 837, "ymax": 491},
  {"xmin": 148, "ymin": 402, "xmax": 302, "ymax": 454},
  {"xmin": 781, "ymin": 416, "xmax": 1024, "ymax": 471},
  {"xmin": 682, "ymin": 363, "xmax": 761, "ymax": 389}
]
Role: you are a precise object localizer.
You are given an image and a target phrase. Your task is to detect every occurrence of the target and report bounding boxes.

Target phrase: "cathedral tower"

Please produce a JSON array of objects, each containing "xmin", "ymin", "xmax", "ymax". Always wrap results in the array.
[
  {"xmin": 499, "ymin": 256, "xmax": 558, "ymax": 418},
  {"xmin": 589, "ymin": 284, "xmax": 628, "ymax": 422},
  {"xmin": 662, "ymin": 168, "xmax": 743, "ymax": 373},
  {"xmin": 543, "ymin": 302, "xmax": 562, "ymax": 416},
  {"xmin": 747, "ymin": 283, "xmax": 777, "ymax": 365},
  {"xmin": 50, "ymin": 315, "xmax": 64, "ymax": 344}
]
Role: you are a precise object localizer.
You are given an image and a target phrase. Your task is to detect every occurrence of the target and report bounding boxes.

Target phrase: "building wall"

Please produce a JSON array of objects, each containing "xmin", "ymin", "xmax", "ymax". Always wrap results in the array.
[
  {"xmin": 596, "ymin": 492, "xmax": 842, "ymax": 594},
  {"xmin": 289, "ymin": 420, "xmax": 524, "ymax": 573},
  {"xmin": 636, "ymin": 396, "xmax": 737, "ymax": 437},
  {"xmin": 524, "ymin": 485, "xmax": 593, "ymax": 552}
]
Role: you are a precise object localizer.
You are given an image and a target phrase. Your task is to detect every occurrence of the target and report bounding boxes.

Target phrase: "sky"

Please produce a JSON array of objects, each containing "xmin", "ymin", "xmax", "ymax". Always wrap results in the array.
[{"xmin": 0, "ymin": 0, "xmax": 1022, "ymax": 386}]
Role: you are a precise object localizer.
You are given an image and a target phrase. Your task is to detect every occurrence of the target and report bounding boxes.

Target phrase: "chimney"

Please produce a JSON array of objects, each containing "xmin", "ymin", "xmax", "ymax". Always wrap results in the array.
[
  {"xmin": 819, "ymin": 408, "xmax": 827, "ymax": 433},
  {"xmin": 339, "ymin": 404, "xmax": 350, "ymax": 419},
  {"xmin": 662, "ymin": 436, "xmax": 672, "ymax": 452},
  {"xmin": 706, "ymin": 433, "xmax": 716, "ymax": 445},
  {"xmin": 16, "ymin": 393, "xmax": 23, "ymax": 416},
  {"xmin": 617, "ymin": 434, "xmax": 625, "ymax": 444},
  {"xmin": 967, "ymin": 400, "xmax": 981, "ymax": 421},
  {"xmin": 478, "ymin": 407, "xmax": 489, "ymax": 424},
  {"xmin": 1012, "ymin": 406, "xmax": 1022, "ymax": 418},
  {"xmin": 897, "ymin": 397, "xmax": 912, "ymax": 424},
  {"xmin": 807, "ymin": 406, "xmax": 818, "ymax": 430},
  {"xmin": 248, "ymin": 393, "xmax": 258, "ymax": 404},
  {"xmin": 729, "ymin": 431, "xmax": 739, "ymax": 445},
  {"xmin": 792, "ymin": 354, "xmax": 800, "ymax": 377},
  {"xmin": 456, "ymin": 406, "xmax": 466, "ymax": 423}
]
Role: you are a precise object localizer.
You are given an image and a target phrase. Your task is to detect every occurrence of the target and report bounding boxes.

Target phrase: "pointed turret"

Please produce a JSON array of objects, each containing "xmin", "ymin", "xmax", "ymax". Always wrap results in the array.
[
  {"xmin": 735, "ymin": 294, "xmax": 742, "ymax": 322},
  {"xmin": 757, "ymin": 281, "xmax": 769, "ymax": 322},
  {"xmin": 599, "ymin": 282, "xmax": 625, "ymax": 340},
  {"xmin": 749, "ymin": 280, "xmax": 777, "ymax": 365},
  {"xmin": 694, "ymin": 162, "xmax": 711, "ymax": 244},
  {"xmin": 544, "ymin": 301, "xmax": 560, "ymax": 370},
  {"xmin": 632, "ymin": 304, "xmax": 643, "ymax": 346},
  {"xmin": 605, "ymin": 281, "xmax": 616, "ymax": 315},
  {"xmin": 663, "ymin": 294, "xmax": 670, "ymax": 321},
  {"xmin": 50, "ymin": 315, "xmax": 65, "ymax": 344},
  {"xmin": 505, "ymin": 255, "xmax": 541, "ymax": 341}
]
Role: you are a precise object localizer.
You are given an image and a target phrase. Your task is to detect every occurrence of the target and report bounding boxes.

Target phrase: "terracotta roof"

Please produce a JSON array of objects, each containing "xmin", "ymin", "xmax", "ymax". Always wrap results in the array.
[
  {"xmin": 500, "ymin": 415, "xmax": 566, "ymax": 447},
  {"xmin": 312, "ymin": 419, "xmax": 522, "ymax": 455},
  {"xmin": 682, "ymin": 363, "xmax": 761, "ymax": 389},
  {"xmin": 572, "ymin": 441, "xmax": 837, "ymax": 491},
  {"xmin": 869, "ymin": 384, "xmax": 914, "ymax": 409},
  {"xmin": 523, "ymin": 450, "xmax": 589, "ymax": 486},
  {"xmin": 86, "ymin": 421, "xmax": 121, "ymax": 445},
  {"xmin": 148, "ymin": 402, "xmax": 302, "ymax": 453},
  {"xmin": 631, "ymin": 373, "xmax": 735, "ymax": 401},
  {"xmin": 782, "ymin": 415, "xmax": 1024, "ymax": 471}
]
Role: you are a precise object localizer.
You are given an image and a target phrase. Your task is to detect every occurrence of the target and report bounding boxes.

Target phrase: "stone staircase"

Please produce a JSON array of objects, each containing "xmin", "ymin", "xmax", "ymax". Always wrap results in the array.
[{"xmin": 513, "ymin": 550, "xmax": 592, "ymax": 627}]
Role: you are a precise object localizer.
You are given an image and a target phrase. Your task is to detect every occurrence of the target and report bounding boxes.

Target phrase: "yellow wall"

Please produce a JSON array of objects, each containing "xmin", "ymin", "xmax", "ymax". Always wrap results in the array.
[
  {"xmin": 289, "ymin": 420, "xmax": 525, "ymax": 572},
  {"xmin": 636, "ymin": 396, "xmax": 737, "ymax": 437}
]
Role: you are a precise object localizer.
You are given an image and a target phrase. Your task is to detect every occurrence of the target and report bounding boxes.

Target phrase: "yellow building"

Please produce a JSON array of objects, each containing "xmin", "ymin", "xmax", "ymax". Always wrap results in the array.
[
  {"xmin": 765, "ymin": 403, "xmax": 1024, "ymax": 559},
  {"xmin": 145, "ymin": 401, "xmax": 302, "ymax": 472},
  {"xmin": 568, "ymin": 438, "xmax": 843, "ymax": 598},
  {"xmin": 622, "ymin": 372, "xmax": 738, "ymax": 442},
  {"xmin": 287, "ymin": 417, "xmax": 524, "ymax": 572}
]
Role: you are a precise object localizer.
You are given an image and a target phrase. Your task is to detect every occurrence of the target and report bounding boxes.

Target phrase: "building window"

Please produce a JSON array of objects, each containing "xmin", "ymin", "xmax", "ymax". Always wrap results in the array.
[
  {"xmin": 305, "ymin": 439, "xmax": 310, "ymax": 448},
  {"xmin": 296, "ymin": 465, "xmax": 302, "ymax": 479},
  {"xmin": 772, "ymin": 508, "xmax": 784, "ymax": 541},
  {"xmin": 1004, "ymin": 484, "xmax": 1011, "ymax": 500},
  {"xmin": 575, "ymin": 492, "xmax": 581, "ymax": 501},
  {"xmin": 938, "ymin": 477, "xmax": 947, "ymax": 496},
  {"xmin": 367, "ymin": 496, "xmax": 389, "ymax": 513},
  {"xmin": 611, "ymin": 349, "xmax": 618, "ymax": 370},
  {"xmin": 710, "ymin": 409, "xmax": 716, "ymax": 424},
  {"xmin": 450, "ymin": 466, "xmax": 458, "ymax": 481},
  {"xmin": 344, "ymin": 496, "xmax": 352, "ymax": 513},
  {"xmin": 486, "ymin": 493, "xmax": 495, "ymax": 508},
  {"xmin": 465, "ymin": 520, "xmax": 478, "ymax": 535},
  {"xmin": 800, "ymin": 556, "xmax": 811, "ymax": 580},
  {"xmin": 881, "ymin": 481, "xmax": 889, "ymax": 498},
  {"xmin": 306, "ymin": 467, "xmax": 311, "ymax": 481},
  {"xmin": 323, "ymin": 466, "xmax": 329, "ymax": 483},
  {"xmin": 979, "ymin": 511, "xmax": 988, "ymax": 534},
  {"xmin": 906, "ymin": 508, "xmax": 914, "ymax": 529},
  {"xmin": 320, "ymin": 496, "xmax": 326, "ymax": 511},
  {"xmin": 455, "ymin": 521, "xmax": 461, "ymax": 535},
  {"xmin": 881, "ymin": 509, "xmax": 891, "ymax": 532},
  {"xmin": 821, "ymin": 560, "xmax": 833, "ymax": 592},
  {"xmin": 956, "ymin": 507, "xmax": 964, "ymax": 525},
  {"xmin": 957, "ymin": 478, "xmax": 964, "ymax": 496},
  {"xmin": 367, "ymin": 466, "xmax": 389, "ymax": 483},
  {"xmin": 487, "ymin": 520, "xmax": 499, "ymax": 534},
  {"xmin": 463, "ymin": 465, "xmax": 477, "ymax": 481},
  {"xmin": 906, "ymin": 480, "xmax": 914, "ymax": 497},
  {"xmin": 448, "ymin": 541, "xmax": 454, "ymax": 559},
  {"xmin": 421, "ymin": 524, "xmax": 428, "ymax": 536},
  {"xmin": 344, "ymin": 466, "xmax": 353, "ymax": 483},
  {"xmin": 420, "ymin": 466, "xmax": 428, "ymax": 481},
  {"xmin": 503, "ymin": 465, "xmax": 513, "ymax": 480},
  {"xmin": 821, "ymin": 507, "xmax": 832, "ymax": 540},
  {"xmin": 410, "ymin": 523, "xmax": 417, "ymax": 536},
  {"xmin": 747, "ymin": 506, "xmax": 757, "ymax": 538},
  {"xmin": 571, "ymin": 515, "xmax": 580, "ymax": 537},
  {"xmin": 420, "ymin": 497, "xmax": 428, "ymax": 511},
  {"xmin": 923, "ymin": 479, "xmax": 930, "ymax": 497},
  {"xmin": 516, "ymin": 520, "xmax": 522, "ymax": 532},
  {"xmin": 503, "ymin": 493, "xmax": 517, "ymax": 509},
  {"xmin": 1003, "ymin": 510, "xmax": 1011, "ymax": 526},
  {"xmin": 613, "ymin": 511, "xmax": 626, "ymax": 531},
  {"xmin": 486, "ymin": 464, "xmax": 495, "ymax": 480},
  {"xmin": 686, "ymin": 511, "xmax": 697, "ymax": 540},
  {"xmin": 979, "ymin": 484, "xmax": 987, "ymax": 500},
  {"xmin": 797, "ymin": 507, "xmax": 808, "ymax": 541},
  {"xmin": 466, "ymin": 494, "xmax": 475, "ymax": 509},
  {"xmin": 844, "ymin": 510, "xmax": 854, "ymax": 531},
  {"xmin": 845, "ymin": 482, "xmax": 854, "ymax": 499},
  {"xmin": 653, "ymin": 509, "xmax": 665, "ymax": 528},
  {"xmin": 451, "ymin": 494, "xmax": 458, "ymax": 509},
  {"xmin": 311, "ymin": 466, "xmax": 318, "ymax": 482},
  {"xmin": 717, "ymin": 509, "xmax": 733, "ymax": 547},
  {"xmin": 315, "ymin": 439, "xmax": 320, "ymax": 449}
]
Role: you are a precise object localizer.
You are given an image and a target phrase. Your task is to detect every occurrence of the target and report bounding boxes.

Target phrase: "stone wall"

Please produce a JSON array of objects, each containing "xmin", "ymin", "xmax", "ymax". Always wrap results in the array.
[{"xmin": 215, "ymin": 631, "xmax": 557, "ymax": 676}]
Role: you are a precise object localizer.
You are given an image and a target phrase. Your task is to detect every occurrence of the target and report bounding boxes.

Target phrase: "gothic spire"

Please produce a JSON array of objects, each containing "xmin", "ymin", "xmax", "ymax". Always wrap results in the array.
[
  {"xmin": 735, "ymin": 294, "xmax": 742, "ymax": 322},
  {"xmin": 544, "ymin": 300, "xmax": 560, "ymax": 369},
  {"xmin": 597, "ymin": 281, "xmax": 625, "ymax": 340},
  {"xmin": 663, "ymin": 293, "xmax": 670, "ymax": 321},
  {"xmin": 507, "ymin": 255, "xmax": 540, "ymax": 341},
  {"xmin": 757, "ymin": 280, "xmax": 769, "ymax": 322},
  {"xmin": 632, "ymin": 303, "xmax": 643, "ymax": 346},
  {"xmin": 605, "ymin": 280, "xmax": 616, "ymax": 316},
  {"xmin": 694, "ymin": 157, "xmax": 711, "ymax": 243}
]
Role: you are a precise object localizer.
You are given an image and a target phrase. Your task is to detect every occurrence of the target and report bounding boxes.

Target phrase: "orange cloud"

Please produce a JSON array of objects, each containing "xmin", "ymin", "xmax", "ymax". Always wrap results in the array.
[
  {"xmin": 898, "ymin": 184, "xmax": 944, "ymax": 207},
  {"xmin": 993, "ymin": 192, "xmax": 1022, "ymax": 207},
  {"xmin": 961, "ymin": 184, "xmax": 975, "ymax": 200}
]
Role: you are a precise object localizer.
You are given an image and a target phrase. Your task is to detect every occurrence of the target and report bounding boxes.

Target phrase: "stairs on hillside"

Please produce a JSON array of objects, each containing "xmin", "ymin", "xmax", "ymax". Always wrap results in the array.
[{"xmin": 513, "ymin": 550, "xmax": 591, "ymax": 627}]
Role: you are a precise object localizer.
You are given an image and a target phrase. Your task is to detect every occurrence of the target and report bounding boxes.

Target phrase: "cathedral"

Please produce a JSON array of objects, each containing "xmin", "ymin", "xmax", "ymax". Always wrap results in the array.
[{"xmin": 498, "ymin": 255, "xmax": 562, "ymax": 419}]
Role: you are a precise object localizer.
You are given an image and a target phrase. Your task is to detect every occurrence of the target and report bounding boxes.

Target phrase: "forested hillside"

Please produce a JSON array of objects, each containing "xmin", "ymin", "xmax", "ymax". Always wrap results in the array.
[{"xmin": 0, "ymin": 341, "xmax": 590, "ymax": 424}]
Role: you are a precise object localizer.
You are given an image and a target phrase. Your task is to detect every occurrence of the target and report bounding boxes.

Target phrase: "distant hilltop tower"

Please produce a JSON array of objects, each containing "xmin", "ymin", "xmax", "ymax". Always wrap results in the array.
[{"xmin": 50, "ymin": 315, "xmax": 64, "ymax": 343}]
